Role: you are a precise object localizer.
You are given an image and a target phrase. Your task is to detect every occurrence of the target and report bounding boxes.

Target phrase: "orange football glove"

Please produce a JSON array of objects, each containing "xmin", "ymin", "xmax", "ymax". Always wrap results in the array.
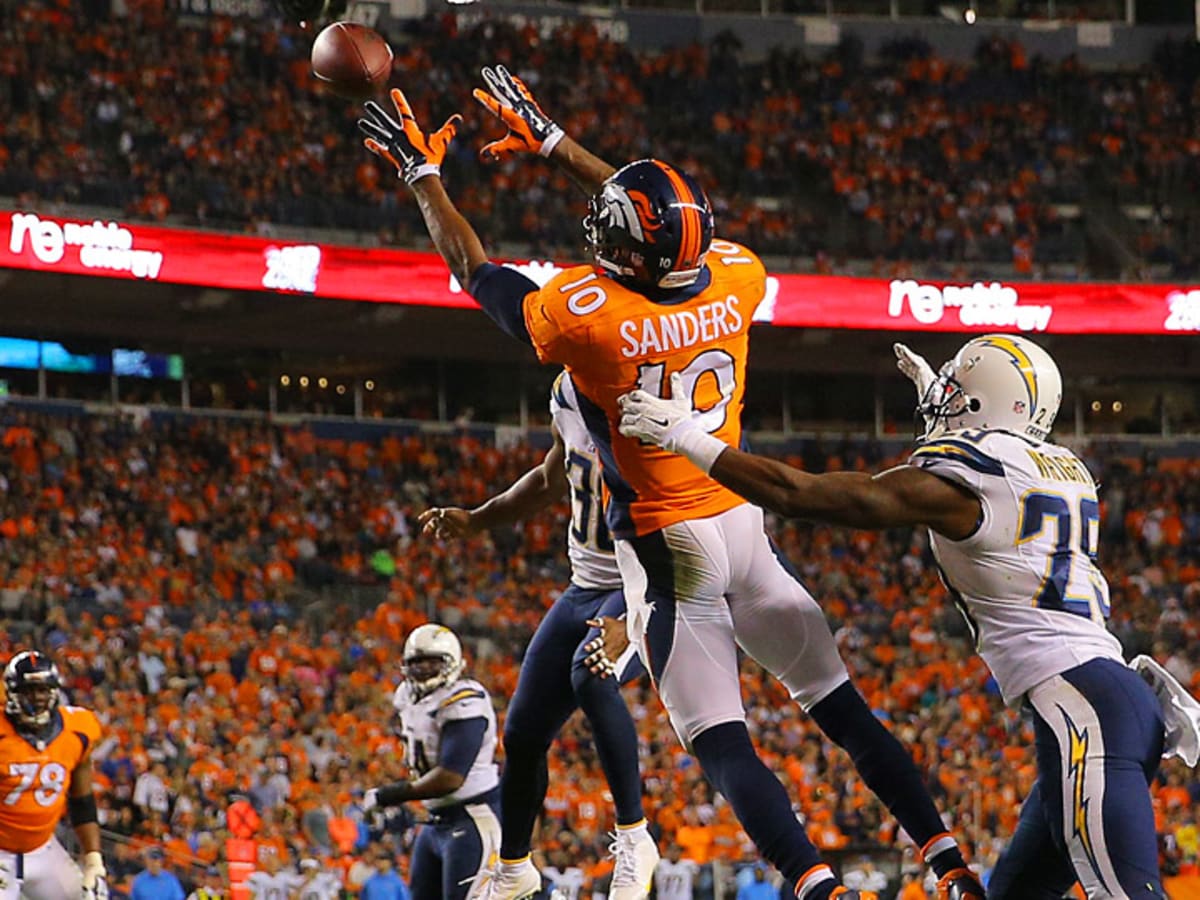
[
  {"xmin": 936, "ymin": 868, "xmax": 987, "ymax": 900},
  {"xmin": 358, "ymin": 88, "xmax": 461, "ymax": 185},
  {"xmin": 472, "ymin": 65, "xmax": 564, "ymax": 161}
]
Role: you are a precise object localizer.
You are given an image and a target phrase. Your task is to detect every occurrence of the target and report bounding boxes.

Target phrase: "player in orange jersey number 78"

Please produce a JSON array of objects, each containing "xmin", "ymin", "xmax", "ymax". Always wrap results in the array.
[
  {"xmin": 357, "ymin": 68, "xmax": 980, "ymax": 900},
  {"xmin": 0, "ymin": 652, "xmax": 108, "ymax": 900}
]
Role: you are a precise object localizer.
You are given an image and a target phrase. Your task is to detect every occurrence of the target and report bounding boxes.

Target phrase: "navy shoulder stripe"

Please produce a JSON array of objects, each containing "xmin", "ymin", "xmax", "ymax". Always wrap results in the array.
[
  {"xmin": 911, "ymin": 439, "xmax": 1005, "ymax": 477},
  {"xmin": 439, "ymin": 688, "xmax": 486, "ymax": 709}
]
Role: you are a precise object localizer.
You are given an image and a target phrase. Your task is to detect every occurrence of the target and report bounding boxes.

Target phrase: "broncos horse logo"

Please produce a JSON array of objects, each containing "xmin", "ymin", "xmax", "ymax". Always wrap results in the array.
[{"xmin": 594, "ymin": 184, "xmax": 663, "ymax": 243}]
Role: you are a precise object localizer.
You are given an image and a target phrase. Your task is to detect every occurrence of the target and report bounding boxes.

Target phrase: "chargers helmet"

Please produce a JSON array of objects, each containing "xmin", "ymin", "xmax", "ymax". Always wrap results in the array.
[
  {"xmin": 918, "ymin": 334, "xmax": 1062, "ymax": 442},
  {"xmin": 4, "ymin": 651, "xmax": 61, "ymax": 730},
  {"xmin": 402, "ymin": 624, "xmax": 464, "ymax": 700},
  {"xmin": 584, "ymin": 159, "xmax": 714, "ymax": 291}
]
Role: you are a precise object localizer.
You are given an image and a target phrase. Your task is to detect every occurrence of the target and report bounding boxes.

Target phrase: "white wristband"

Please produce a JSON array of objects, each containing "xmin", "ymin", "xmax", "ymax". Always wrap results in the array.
[
  {"xmin": 538, "ymin": 127, "xmax": 565, "ymax": 158},
  {"xmin": 672, "ymin": 428, "xmax": 728, "ymax": 474},
  {"xmin": 404, "ymin": 163, "xmax": 441, "ymax": 185}
]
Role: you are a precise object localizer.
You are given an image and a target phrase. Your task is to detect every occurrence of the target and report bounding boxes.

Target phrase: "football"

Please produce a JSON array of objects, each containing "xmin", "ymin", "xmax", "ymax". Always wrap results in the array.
[{"xmin": 311, "ymin": 22, "xmax": 393, "ymax": 102}]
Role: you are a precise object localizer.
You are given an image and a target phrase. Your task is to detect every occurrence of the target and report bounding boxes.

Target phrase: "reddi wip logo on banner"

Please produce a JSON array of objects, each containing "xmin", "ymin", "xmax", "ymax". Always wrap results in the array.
[
  {"xmin": 888, "ymin": 280, "xmax": 1052, "ymax": 331},
  {"xmin": 8, "ymin": 212, "xmax": 164, "ymax": 279}
]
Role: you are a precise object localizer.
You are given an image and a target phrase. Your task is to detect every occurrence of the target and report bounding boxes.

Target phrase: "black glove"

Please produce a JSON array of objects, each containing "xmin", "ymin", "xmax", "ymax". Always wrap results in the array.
[{"xmin": 358, "ymin": 88, "xmax": 462, "ymax": 186}]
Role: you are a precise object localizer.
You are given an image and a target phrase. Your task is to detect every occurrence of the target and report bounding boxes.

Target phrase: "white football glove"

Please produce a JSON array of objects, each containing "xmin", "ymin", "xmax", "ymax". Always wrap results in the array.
[
  {"xmin": 617, "ymin": 373, "xmax": 727, "ymax": 473},
  {"xmin": 81, "ymin": 852, "xmax": 108, "ymax": 900},
  {"xmin": 1131, "ymin": 655, "xmax": 1200, "ymax": 767},
  {"xmin": 893, "ymin": 343, "xmax": 938, "ymax": 401},
  {"xmin": 361, "ymin": 788, "xmax": 379, "ymax": 814}
]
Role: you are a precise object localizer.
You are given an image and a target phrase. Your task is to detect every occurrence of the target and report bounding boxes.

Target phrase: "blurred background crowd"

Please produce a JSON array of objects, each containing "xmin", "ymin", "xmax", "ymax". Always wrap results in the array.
[
  {"xmin": 2, "ymin": 0, "xmax": 1199, "ymax": 895},
  {"xmin": 3, "ymin": 404, "xmax": 1198, "ymax": 898},
  {"xmin": 2, "ymin": 4, "xmax": 1199, "ymax": 278}
]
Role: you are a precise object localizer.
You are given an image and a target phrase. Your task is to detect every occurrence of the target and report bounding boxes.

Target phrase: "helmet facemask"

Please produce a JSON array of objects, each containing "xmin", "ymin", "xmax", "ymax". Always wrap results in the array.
[
  {"xmin": 916, "ymin": 364, "xmax": 982, "ymax": 442},
  {"xmin": 402, "ymin": 652, "xmax": 462, "ymax": 700},
  {"xmin": 5, "ymin": 671, "xmax": 59, "ymax": 730},
  {"xmin": 583, "ymin": 188, "xmax": 656, "ymax": 287}
]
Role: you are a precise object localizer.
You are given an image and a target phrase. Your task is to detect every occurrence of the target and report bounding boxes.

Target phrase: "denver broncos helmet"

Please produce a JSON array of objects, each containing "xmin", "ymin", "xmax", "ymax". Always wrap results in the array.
[
  {"xmin": 4, "ymin": 651, "xmax": 61, "ymax": 730},
  {"xmin": 584, "ymin": 159, "xmax": 714, "ymax": 291}
]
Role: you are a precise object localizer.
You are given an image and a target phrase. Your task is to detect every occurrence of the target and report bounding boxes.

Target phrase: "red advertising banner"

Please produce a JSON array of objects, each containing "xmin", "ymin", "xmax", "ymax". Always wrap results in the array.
[{"xmin": 4, "ymin": 210, "xmax": 1199, "ymax": 335}]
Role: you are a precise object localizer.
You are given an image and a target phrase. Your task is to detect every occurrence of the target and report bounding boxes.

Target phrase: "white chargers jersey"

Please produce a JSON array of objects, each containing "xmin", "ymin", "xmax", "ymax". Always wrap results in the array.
[
  {"xmin": 551, "ymin": 372, "xmax": 623, "ymax": 590},
  {"xmin": 393, "ymin": 677, "xmax": 498, "ymax": 809},
  {"xmin": 910, "ymin": 429, "xmax": 1124, "ymax": 705},
  {"xmin": 655, "ymin": 859, "xmax": 699, "ymax": 899},
  {"xmin": 295, "ymin": 873, "xmax": 340, "ymax": 900},
  {"xmin": 245, "ymin": 871, "xmax": 300, "ymax": 900}
]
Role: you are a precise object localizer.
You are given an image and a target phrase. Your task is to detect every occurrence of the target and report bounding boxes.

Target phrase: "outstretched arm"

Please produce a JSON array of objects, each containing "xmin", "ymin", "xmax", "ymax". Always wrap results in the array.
[
  {"xmin": 360, "ymin": 89, "xmax": 487, "ymax": 289},
  {"xmin": 706, "ymin": 452, "xmax": 980, "ymax": 539},
  {"xmin": 418, "ymin": 425, "xmax": 568, "ymax": 538},
  {"xmin": 617, "ymin": 373, "xmax": 981, "ymax": 540},
  {"xmin": 409, "ymin": 178, "xmax": 488, "ymax": 290},
  {"xmin": 473, "ymin": 65, "xmax": 616, "ymax": 196},
  {"xmin": 548, "ymin": 135, "xmax": 617, "ymax": 197},
  {"xmin": 359, "ymin": 89, "xmax": 535, "ymax": 343}
]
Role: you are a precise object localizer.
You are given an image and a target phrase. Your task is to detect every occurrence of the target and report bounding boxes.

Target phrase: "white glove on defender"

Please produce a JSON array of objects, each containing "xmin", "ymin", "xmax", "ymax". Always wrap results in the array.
[
  {"xmin": 1131, "ymin": 655, "xmax": 1200, "ymax": 767},
  {"xmin": 361, "ymin": 788, "xmax": 379, "ymax": 813},
  {"xmin": 894, "ymin": 342, "xmax": 938, "ymax": 402},
  {"xmin": 618, "ymin": 373, "xmax": 728, "ymax": 474},
  {"xmin": 82, "ymin": 852, "xmax": 109, "ymax": 900}
]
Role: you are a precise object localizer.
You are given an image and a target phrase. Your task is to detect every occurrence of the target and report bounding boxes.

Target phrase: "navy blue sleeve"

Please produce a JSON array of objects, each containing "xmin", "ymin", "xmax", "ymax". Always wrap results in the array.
[
  {"xmin": 437, "ymin": 717, "xmax": 488, "ymax": 777},
  {"xmin": 468, "ymin": 262, "xmax": 536, "ymax": 346}
]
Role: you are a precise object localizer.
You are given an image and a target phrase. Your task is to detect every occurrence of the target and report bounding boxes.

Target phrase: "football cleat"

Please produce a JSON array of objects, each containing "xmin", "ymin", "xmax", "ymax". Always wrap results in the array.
[
  {"xmin": 467, "ymin": 858, "xmax": 541, "ymax": 900},
  {"xmin": 936, "ymin": 867, "xmax": 987, "ymax": 900},
  {"xmin": 608, "ymin": 827, "xmax": 660, "ymax": 899},
  {"xmin": 830, "ymin": 889, "xmax": 879, "ymax": 899}
]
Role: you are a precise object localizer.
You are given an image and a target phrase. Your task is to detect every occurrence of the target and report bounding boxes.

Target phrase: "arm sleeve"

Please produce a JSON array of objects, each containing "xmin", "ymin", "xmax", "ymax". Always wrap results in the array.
[
  {"xmin": 468, "ymin": 263, "xmax": 538, "ymax": 346},
  {"xmin": 436, "ymin": 717, "xmax": 487, "ymax": 777}
]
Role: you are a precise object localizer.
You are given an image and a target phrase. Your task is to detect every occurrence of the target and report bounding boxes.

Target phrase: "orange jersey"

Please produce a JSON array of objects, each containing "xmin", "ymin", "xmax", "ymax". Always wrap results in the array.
[
  {"xmin": 523, "ymin": 240, "xmax": 765, "ymax": 537},
  {"xmin": 0, "ymin": 706, "xmax": 101, "ymax": 852}
]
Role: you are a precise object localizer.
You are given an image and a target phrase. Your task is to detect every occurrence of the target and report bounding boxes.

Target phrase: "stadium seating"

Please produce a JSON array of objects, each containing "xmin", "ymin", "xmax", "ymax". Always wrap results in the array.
[{"xmin": 3, "ymin": 10, "xmax": 1198, "ymax": 277}]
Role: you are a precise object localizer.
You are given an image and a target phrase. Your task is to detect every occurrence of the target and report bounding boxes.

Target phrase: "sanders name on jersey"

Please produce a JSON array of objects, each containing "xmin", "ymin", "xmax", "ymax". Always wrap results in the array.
[{"xmin": 619, "ymin": 296, "xmax": 743, "ymax": 358}]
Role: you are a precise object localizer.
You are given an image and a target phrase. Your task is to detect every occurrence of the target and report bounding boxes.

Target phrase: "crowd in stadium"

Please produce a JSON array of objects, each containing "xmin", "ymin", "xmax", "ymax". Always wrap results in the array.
[
  {"xmin": 2, "ymin": 3, "xmax": 1198, "ymax": 276},
  {"xmin": 2, "ymin": 405, "xmax": 1198, "ymax": 897}
]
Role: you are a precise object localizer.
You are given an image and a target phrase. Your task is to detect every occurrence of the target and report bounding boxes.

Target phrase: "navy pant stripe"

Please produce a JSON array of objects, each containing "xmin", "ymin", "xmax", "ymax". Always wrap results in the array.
[{"xmin": 628, "ymin": 531, "xmax": 677, "ymax": 685}]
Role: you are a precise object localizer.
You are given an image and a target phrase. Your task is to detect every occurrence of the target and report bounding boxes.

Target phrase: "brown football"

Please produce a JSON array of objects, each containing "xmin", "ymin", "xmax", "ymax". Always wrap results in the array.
[{"xmin": 311, "ymin": 22, "xmax": 393, "ymax": 102}]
